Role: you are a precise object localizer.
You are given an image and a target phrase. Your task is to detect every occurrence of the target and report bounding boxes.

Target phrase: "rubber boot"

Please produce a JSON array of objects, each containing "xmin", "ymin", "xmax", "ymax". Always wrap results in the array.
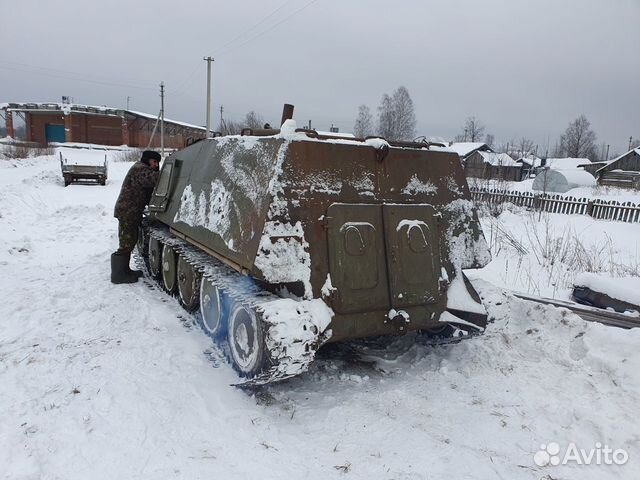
[
  {"xmin": 111, "ymin": 253, "xmax": 139, "ymax": 284},
  {"xmin": 124, "ymin": 252, "xmax": 144, "ymax": 279}
]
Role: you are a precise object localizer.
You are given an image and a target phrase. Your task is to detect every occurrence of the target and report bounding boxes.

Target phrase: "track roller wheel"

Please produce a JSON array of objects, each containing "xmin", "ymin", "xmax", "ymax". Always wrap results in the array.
[
  {"xmin": 227, "ymin": 303, "xmax": 268, "ymax": 378},
  {"xmin": 162, "ymin": 244, "xmax": 177, "ymax": 293},
  {"xmin": 199, "ymin": 278, "xmax": 225, "ymax": 338},
  {"xmin": 177, "ymin": 255, "xmax": 201, "ymax": 311},
  {"xmin": 148, "ymin": 237, "xmax": 162, "ymax": 279},
  {"xmin": 136, "ymin": 226, "xmax": 148, "ymax": 257}
]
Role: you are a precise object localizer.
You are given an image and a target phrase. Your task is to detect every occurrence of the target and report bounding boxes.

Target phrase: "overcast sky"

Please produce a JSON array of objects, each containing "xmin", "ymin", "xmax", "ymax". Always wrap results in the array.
[{"xmin": 1, "ymin": 0, "xmax": 638, "ymax": 154}]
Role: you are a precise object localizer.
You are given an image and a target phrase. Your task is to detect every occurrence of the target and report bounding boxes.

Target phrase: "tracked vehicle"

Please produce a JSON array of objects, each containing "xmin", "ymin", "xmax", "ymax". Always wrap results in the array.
[{"xmin": 138, "ymin": 105, "xmax": 491, "ymax": 385}]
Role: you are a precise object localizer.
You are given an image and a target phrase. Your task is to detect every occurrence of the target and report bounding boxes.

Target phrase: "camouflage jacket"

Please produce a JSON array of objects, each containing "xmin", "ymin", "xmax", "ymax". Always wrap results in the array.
[{"xmin": 114, "ymin": 161, "xmax": 159, "ymax": 222}]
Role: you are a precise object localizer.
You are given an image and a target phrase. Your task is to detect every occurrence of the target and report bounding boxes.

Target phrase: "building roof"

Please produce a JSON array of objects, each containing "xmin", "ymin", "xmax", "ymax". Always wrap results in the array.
[
  {"xmin": 446, "ymin": 142, "xmax": 490, "ymax": 158},
  {"xmin": 595, "ymin": 147, "xmax": 640, "ymax": 173},
  {"xmin": 478, "ymin": 151, "xmax": 520, "ymax": 167},
  {"xmin": 1, "ymin": 102, "xmax": 206, "ymax": 132},
  {"xmin": 516, "ymin": 155, "xmax": 542, "ymax": 167},
  {"xmin": 545, "ymin": 157, "xmax": 592, "ymax": 170}
]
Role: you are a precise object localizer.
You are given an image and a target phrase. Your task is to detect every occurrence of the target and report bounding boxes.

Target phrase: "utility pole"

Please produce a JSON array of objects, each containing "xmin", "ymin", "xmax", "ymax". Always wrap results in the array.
[
  {"xmin": 204, "ymin": 56, "xmax": 214, "ymax": 138},
  {"xmin": 126, "ymin": 96, "xmax": 131, "ymax": 110},
  {"xmin": 219, "ymin": 105, "xmax": 224, "ymax": 127},
  {"xmin": 160, "ymin": 82, "xmax": 165, "ymax": 158}
]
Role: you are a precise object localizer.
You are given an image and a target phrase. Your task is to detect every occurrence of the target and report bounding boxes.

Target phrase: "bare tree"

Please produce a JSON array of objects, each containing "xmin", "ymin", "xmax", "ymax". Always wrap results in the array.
[
  {"xmin": 391, "ymin": 86, "xmax": 416, "ymax": 141},
  {"xmin": 456, "ymin": 116, "xmax": 485, "ymax": 142},
  {"xmin": 484, "ymin": 133, "xmax": 495, "ymax": 149},
  {"xmin": 244, "ymin": 111, "xmax": 264, "ymax": 130},
  {"xmin": 353, "ymin": 104, "xmax": 374, "ymax": 138},
  {"xmin": 631, "ymin": 137, "xmax": 640, "ymax": 150},
  {"xmin": 516, "ymin": 137, "xmax": 536, "ymax": 157},
  {"xmin": 557, "ymin": 115, "xmax": 597, "ymax": 159},
  {"xmin": 377, "ymin": 94, "xmax": 394, "ymax": 139},
  {"xmin": 218, "ymin": 119, "xmax": 242, "ymax": 136},
  {"xmin": 376, "ymin": 86, "xmax": 416, "ymax": 141}
]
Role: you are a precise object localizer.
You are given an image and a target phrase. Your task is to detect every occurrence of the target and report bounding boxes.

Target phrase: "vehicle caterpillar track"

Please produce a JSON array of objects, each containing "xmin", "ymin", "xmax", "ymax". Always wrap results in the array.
[{"xmin": 137, "ymin": 223, "xmax": 330, "ymax": 386}]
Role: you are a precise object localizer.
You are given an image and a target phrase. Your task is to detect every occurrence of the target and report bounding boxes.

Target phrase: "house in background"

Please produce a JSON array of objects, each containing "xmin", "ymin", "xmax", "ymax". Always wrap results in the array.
[
  {"xmin": 595, "ymin": 148, "xmax": 640, "ymax": 189},
  {"xmin": 578, "ymin": 160, "xmax": 608, "ymax": 176},
  {"xmin": 446, "ymin": 142, "xmax": 492, "ymax": 162},
  {"xmin": 516, "ymin": 155, "xmax": 542, "ymax": 179},
  {"xmin": 544, "ymin": 157, "xmax": 592, "ymax": 170},
  {"xmin": 1, "ymin": 102, "xmax": 206, "ymax": 149},
  {"xmin": 464, "ymin": 151, "xmax": 522, "ymax": 182}
]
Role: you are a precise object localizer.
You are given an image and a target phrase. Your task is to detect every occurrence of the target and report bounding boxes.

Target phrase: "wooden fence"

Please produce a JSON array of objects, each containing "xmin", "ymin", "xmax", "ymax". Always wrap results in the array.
[{"xmin": 470, "ymin": 187, "xmax": 640, "ymax": 223}]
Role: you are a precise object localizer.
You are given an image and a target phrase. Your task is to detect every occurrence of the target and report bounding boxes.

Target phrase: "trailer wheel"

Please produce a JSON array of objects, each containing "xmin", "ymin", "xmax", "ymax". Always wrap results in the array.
[
  {"xmin": 227, "ymin": 304, "xmax": 268, "ymax": 377},
  {"xmin": 177, "ymin": 255, "xmax": 201, "ymax": 311},
  {"xmin": 161, "ymin": 245, "xmax": 177, "ymax": 293}
]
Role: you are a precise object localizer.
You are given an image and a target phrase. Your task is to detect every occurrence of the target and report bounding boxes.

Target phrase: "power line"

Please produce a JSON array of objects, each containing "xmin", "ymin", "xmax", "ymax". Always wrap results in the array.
[
  {"xmin": 213, "ymin": 0, "xmax": 296, "ymax": 54},
  {"xmin": 215, "ymin": 0, "xmax": 319, "ymax": 57},
  {"xmin": 167, "ymin": 62, "xmax": 202, "ymax": 97},
  {"xmin": 0, "ymin": 61, "xmax": 156, "ymax": 91}
]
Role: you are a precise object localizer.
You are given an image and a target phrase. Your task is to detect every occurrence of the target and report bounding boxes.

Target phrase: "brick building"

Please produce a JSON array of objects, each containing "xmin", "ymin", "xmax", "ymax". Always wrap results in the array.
[{"xmin": 1, "ymin": 102, "xmax": 206, "ymax": 148}]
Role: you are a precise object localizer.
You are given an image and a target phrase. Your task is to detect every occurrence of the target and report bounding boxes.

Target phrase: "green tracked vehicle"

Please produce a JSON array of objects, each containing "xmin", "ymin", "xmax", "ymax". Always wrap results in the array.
[{"xmin": 138, "ymin": 105, "xmax": 491, "ymax": 385}]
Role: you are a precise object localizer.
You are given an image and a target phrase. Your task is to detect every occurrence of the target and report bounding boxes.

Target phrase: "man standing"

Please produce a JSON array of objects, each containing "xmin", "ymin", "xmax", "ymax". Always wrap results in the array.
[{"xmin": 111, "ymin": 150, "xmax": 160, "ymax": 284}]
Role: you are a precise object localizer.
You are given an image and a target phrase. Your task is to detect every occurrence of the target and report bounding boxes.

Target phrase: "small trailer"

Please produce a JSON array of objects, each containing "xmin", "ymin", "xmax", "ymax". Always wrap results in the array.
[{"xmin": 60, "ymin": 151, "xmax": 108, "ymax": 186}]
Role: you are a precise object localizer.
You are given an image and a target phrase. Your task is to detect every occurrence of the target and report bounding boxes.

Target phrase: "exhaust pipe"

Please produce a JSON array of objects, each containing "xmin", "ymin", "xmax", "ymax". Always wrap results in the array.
[{"xmin": 280, "ymin": 104, "xmax": 294, "ymax": 126}]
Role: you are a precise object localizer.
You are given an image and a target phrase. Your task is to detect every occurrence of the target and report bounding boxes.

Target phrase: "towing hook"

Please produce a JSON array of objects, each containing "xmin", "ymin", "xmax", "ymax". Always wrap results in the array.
[{"xmin": 386, "ymin": 309, "xmax": 410, "ymax": 335}]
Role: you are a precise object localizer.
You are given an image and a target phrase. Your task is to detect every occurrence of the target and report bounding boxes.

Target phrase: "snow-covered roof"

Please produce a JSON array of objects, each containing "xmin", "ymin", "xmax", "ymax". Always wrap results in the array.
[
  {"xmin": 517, "ymin": 156, "xmax": 542, "ymax": 167},
  {"xmin": 125, "ymin": 109, "xmax": 205, "ymax": 131},
  {"xmin": 478, "ymin": 151, "xmax": 520, "ymax": 167},
  {"xmin": 595, "ymin": 147, "xmax": 640, "ymax": 173},
  {"xmin": 545, "ymin": 157, "xmax": 591, "ymax": 170},
  {"xmin": 446, "ymin": 142, "xmax": 489, "ymax": 157},
  {"xmin": 1, "ymin": 102, "xmax": 206, "ymax": 131}
]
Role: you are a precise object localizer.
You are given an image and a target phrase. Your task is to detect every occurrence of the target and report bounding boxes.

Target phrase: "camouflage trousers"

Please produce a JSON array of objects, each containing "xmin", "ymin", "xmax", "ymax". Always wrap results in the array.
[{"xmin": 115, "ymin": 219, "xmax": 139, "ymax": 255}]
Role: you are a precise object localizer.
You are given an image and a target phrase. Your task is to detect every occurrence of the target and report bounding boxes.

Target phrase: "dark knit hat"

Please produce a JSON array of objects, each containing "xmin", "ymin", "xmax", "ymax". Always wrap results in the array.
[{"xmin": 141, "ymin": 150, "xmax": 161, "ymax": 164}]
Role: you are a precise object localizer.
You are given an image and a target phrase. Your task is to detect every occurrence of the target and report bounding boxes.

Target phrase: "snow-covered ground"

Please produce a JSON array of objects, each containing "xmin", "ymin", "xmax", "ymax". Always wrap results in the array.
[
  {"xmin": 470, "ymin": 178, "xmax": 640, "ymax": 204},
  {"xmin": 471, "ymin": 207, "xmax": 640, "ymax": 300},
  {"xmin": 1, "ymin": 149, "xmax": 639, "ymax": 479}
]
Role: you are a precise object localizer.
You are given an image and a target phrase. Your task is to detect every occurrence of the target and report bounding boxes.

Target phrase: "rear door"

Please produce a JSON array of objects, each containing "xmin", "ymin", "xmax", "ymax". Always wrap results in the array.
[
  {"xmin": 383, "ymin": 204, "xmax": 441, "ymax": 308},
  {"xmin": 326, "ymin": 204, "xmax": 390, "ymax": 313},
  {"xmin": 326, "ymin": 203, "xmax": 441, "ymax": 315}
]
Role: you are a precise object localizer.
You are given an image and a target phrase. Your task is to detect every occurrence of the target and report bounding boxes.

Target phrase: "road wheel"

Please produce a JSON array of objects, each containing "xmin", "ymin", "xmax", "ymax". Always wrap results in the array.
[
  {"xmin": 227, "ymin": 303, "xmax": 268, "ymax": 378},
  {"xmin": 177, "ymin": 255, "xmax": 201, "ymax": 311},
  {"xmin": 162, "ymin": 244, "xmax": 177, "ymax": 293},
  {"xmin": 148, "ymin": 237, "xmax": 162, "ymax": 279},
  {"xmin": 200, "ymin": 277, "xmax": 225, "ymax": 338}
]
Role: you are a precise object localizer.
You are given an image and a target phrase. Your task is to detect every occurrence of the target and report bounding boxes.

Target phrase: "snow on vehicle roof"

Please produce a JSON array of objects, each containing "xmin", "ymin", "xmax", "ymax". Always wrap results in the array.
[
  {"xmin": 314, "ymin": 130, "xmax": 356, "ymax": 138},
  {"xmin": 478, "ymin": 151, "xmax": 520, "ymax": 167}
]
